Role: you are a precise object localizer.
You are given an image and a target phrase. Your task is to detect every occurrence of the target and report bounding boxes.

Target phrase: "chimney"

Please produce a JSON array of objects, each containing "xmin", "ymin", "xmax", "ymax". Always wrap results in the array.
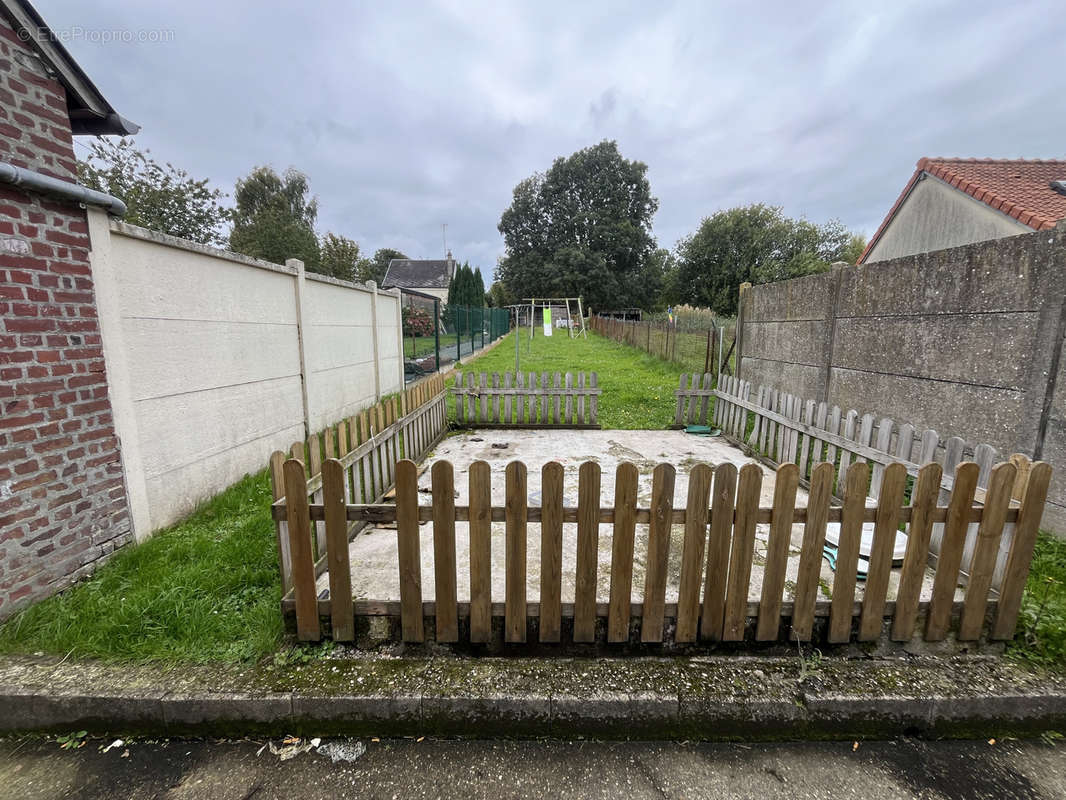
[{"xmin": 445, "ymin": 249, "xmax": 455, "ymax": 278}]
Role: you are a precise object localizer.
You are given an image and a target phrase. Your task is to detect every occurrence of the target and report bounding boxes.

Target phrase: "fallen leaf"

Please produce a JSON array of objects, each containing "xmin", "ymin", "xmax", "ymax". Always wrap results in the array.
[
  {"xmin": 417, "ymin": 736, "xmax": 425, "ymax": 743},
  {"xmin": 852, "ymin": 742, "xmax": 859, "ymax": 751},
  {"xmin": 988, "ymin": 739, "xmax": 996, "ymax": 746},
  {"xmin": 121, "ymin": 750, "xmax": 130, "ymax": 758}
]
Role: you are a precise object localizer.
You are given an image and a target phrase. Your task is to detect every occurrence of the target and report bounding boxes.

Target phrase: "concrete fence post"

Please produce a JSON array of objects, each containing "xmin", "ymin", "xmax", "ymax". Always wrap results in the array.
[
  {"xmin": 368, "ymin": 280, "xmax": 381, "ymax": 402},
  {"xmin": 822, "ymin": 261, "xmax": 848, "ymax": 405},
  {"xmin": 288, "ymin": 258, "xmax": 312, "ymax": 438},
  {"xmin": 736, "ymin": 282, "xmax": 751, "ymax": 379}
]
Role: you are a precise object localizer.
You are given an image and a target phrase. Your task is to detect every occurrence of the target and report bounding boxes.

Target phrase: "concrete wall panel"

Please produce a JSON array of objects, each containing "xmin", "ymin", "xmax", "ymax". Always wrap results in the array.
[
  {"xmin": 98, "ymin": 223, "xmax": 406, "ymax": 534},
  {"xmin": 738, "ymin": 227, "xmax": 1066, "ymax": 534}
]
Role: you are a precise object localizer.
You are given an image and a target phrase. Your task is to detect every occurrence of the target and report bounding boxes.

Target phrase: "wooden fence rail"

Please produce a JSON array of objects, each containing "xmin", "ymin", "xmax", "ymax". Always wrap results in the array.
[
  {"xmin": 268, "ymin": 374, "xmax": 448, "ymax": 600},
  {"xmin": 453, "ymin": 371, "xmax": 600, "ymax": 428},
  {"xmin": 677, "ymin": 372, "xmax": 1036, "ymax": 591},
  {"xmin": 275, "ymin": 454, "xmax": 1050, "ymax": 646}
]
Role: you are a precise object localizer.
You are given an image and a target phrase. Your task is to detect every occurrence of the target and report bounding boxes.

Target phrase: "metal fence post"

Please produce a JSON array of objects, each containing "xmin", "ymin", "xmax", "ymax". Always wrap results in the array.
[{"xmin": 434, "ymin": 297, "xmax": 440, "ymax": 372}]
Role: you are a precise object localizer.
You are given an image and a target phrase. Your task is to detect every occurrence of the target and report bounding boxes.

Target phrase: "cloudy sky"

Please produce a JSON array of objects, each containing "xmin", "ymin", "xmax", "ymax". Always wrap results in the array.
[{"xmin": 40, "ymin": 0, "xmax": 1066, "ymax": 282}]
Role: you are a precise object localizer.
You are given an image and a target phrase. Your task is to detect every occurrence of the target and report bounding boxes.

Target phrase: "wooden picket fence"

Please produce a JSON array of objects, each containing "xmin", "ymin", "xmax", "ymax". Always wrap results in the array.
[
  {"xmin": 268, "ymin": 374, "xmax": 447, "ymax": 597},
  {"xmin": 453, "ymin": 371, "xmax": 600, "ymax": 428},
  {"xmin": 679, "ymin": 373, "xmax": 1038, "ymax": 591},
  {"xmin": 274, "ymin": 452, "xmax": 1050, "ymax": 646}
]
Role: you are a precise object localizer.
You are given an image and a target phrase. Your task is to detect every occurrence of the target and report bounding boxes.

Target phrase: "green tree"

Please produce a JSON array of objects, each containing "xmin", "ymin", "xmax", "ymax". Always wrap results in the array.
[
  {"xmin": 77, "ymin": 138, "xmax": 231, "ymax": 246},
  {"xmin": 359, "ymin": 247, "xmax": 407, "ymax": 285},
  {"xmin": 229, "ymin": 166, "xmax": 320, "ymax": 269},
  {"xmin": 446, "ymin": 262, "xmax": 483, "ymax": 307},
  {"xmin": 486, "ymin": 281, "xmax": 514, "ymax": 308},
  {"xmin": 675, "ymin": 204, "xmax": 864, "ymax": 315},
  {"xmin": 496, "ymin": 140, "xmax": 658, "ymax": 310},
  {"xmin": 319, "ymin": 232, "xmax": 361, "ymax": 281}
]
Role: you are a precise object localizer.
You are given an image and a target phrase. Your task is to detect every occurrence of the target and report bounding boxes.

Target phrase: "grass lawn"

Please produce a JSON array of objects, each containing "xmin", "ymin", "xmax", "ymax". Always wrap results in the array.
[
  {"xmin": 0, "ymin": 471, "xmax": 282, "ymax": 664},
  {"xmin": 448, "ymin": 329, "xmax": 687, "ymax": 429},
  {"xmin": 404, "ymin": 335, "xmax": 437, "ymax": 359}
]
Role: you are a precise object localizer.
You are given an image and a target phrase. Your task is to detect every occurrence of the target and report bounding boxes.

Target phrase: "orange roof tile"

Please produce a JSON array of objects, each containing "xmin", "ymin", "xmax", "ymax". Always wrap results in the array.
[{"xmin": 858, "ymin": 158, "xmax": 1066, "ymax": 263}]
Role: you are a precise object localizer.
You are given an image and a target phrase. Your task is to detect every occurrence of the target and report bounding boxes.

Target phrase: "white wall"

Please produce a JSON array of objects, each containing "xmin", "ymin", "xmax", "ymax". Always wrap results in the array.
[{"xmin": 88, "ymin": 211, "xmax": 404, "ymax": 539}]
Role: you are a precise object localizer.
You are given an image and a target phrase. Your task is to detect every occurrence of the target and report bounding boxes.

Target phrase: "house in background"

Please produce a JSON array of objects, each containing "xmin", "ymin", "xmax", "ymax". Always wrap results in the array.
[
  {"xmin": 381, "ymin": 251, "xmax": 456, "ymax": 302},
  {"xmin": 859, "ymin": 157, "xmax": 1066, "ymax": 264}
]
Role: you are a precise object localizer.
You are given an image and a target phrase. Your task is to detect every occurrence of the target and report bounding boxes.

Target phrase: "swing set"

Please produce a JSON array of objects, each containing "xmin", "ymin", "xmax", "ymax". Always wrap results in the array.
[{"xmin": 508, "ymin": 297, "xmax": 588, "ymax": 340}]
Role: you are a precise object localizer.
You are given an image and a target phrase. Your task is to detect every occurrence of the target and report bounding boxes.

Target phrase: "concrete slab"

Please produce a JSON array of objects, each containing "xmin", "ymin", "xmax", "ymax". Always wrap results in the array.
[{"xmin": 330, "ymin": 430, "xmax": 946, "ymax": 608}]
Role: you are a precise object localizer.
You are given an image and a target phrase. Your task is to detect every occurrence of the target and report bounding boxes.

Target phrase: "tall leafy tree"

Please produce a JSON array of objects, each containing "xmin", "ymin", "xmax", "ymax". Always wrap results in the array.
[
  {"xmin": 496, "ymin": 140, "xmax": 658, "ymax": 310},
  {"xmin": 358, "ymin": 247, "xmax": 407, "ymax": 285},
  {"xmin": 229, "ymin": 166, "xmax": 320, "ymax": 269},
  {"xmin": 319, "ymin": 232, "xmax": 361, "ymax": 281},
  {"xmin": 77, "ymin": 138, "xmax": 231, "ymax": 246},
  {"xmin": 675, "ymin": 204, "xmax": 865, "ymax": 315}
]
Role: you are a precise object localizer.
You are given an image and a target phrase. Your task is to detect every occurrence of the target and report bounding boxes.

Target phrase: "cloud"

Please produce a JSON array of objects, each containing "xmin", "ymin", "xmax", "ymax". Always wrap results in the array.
[{"xmin": 43, "ymin": 0, "xmax": 1066, "ymax": 282}]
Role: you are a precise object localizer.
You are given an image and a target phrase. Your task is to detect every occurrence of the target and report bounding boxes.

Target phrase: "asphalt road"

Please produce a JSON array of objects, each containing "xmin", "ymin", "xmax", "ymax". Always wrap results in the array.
[{"xmin": 2, "ymin": 736, "xmax": 1064, "ymax": 799}]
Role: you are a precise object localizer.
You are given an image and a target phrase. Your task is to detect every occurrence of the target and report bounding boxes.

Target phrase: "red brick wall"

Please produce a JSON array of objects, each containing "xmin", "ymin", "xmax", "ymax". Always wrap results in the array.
[{"xmin": 0, "ymin": 16, "xmax": 131, "ymax": 618}]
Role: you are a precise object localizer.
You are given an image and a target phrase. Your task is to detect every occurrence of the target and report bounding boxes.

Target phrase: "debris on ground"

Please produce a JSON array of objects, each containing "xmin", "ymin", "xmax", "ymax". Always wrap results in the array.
[
  {"xmin": 317, "ymin": 739, "xmax": 367, "ymax": 763},
  {"xmin": 490, "ymin": 442, "xmax": 509, "ymax": 449},
  {"xmin": 266, "ymin": 736, "xmax": 321, "ymax": 761},
  {"xmin": 102, "ymin": 739, "xmax": 124, "ymax": 753},
  {"xmin": 261, "ymin": 737, "xmax": 365, "ymax": 763}
]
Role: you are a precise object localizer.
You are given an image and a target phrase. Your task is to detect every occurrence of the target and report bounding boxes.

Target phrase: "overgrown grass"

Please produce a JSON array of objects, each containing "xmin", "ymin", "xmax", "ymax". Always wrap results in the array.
[
  {"xmin": 1009, "ymin": 532, "xmax": 1066, "ymax": 673},
  {"xmin": 448, "ymin": 329, "xmax": 687, "ymax": 429},
  {"xmin": 0, "ymin": 470, "xmax": 282, "ymax": 664}
]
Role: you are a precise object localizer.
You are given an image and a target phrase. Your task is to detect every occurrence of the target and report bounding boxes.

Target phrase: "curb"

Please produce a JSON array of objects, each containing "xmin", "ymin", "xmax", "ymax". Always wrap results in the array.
[{"xmin": 2, "ymin": 655, "xmax": 1065, "ymax": 741}]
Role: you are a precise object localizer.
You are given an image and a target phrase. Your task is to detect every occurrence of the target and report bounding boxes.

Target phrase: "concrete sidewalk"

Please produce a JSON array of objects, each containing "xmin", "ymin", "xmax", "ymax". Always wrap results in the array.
[{"xmin": 2, "ymin": 652, "xmax": 1065, "ymax": 740}]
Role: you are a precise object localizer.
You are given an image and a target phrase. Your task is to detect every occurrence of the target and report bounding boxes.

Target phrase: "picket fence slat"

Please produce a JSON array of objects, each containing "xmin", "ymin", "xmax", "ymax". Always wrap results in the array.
[
  {"xmin": 432, "ymin": 461, "xmax": 459, "ymax": 642},
  {"xmin": 958, "ymin": 461, "xmax": 1015, "ymax": 641},
  {"xmin": 574, "ymin": 461, "xmax": 601, "ymax": 642},
  {"xmin": 891, "ymin": 462, "xmax": 943, "ymax": 641},
  {"xmin": 722, "ymin": 464, "xmax": 762, "ymax": 641},
  {"xmin": 607, "ymin": 462, "xmax": 639, "ymax": 643},
  {"xmin": 641, "ymin": 464, "xmax": 677, "ymax": 643},
  {"xmin": 926, "ymin": 462, "xmax": 979, "ymax": 641},
  {"xmin": 701, "ymin": 462, "xmax": 737, "ymax": 641},
  {"xmin": 540, "ymin": 462, "xmax": 564, "ymax": 643},
  {"xmin": 323, "ymin": 459, "xmax": 354, "ymax": 641},
  {"xmin": 829, "ymin": 462, "xmax": 869, "ymax": 644},
  {"xmin": 992, "ymin": 461, "xmax": 1052, "ymax": 639},
  {"xmin": 859, "ymin": 462, "xmax": 908, "ymax": 641},
  {"xmin": 284, "ymin": 457, "xmax": 320, "ymax": 642},
  {"xmin": 505, "ymin": 461, "xmax": 528, "ymax": 643},
  {"xmin": 396, "ymin": 459, "xmax": 424, "ymax": 643},
  {"xmin": 790, "ymin": 461, "xmax": 833, "ymax": 641},
  {"xmin": 675, "ymin": 463, "xmax": 713, "ymax": 643},
  {"xmin": 756, "ymin": 463, "xmax": 799, "ymax": 641},
  {"xmin": 468, "ymin": 460, "xmax": 493, "ymax": 643}
]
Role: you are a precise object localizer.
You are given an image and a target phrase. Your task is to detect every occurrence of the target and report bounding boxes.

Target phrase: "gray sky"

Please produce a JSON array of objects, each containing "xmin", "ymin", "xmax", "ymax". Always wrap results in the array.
[{"xmin": 42, "ymin": 0, "xmax": 1066, "ymax": 282}]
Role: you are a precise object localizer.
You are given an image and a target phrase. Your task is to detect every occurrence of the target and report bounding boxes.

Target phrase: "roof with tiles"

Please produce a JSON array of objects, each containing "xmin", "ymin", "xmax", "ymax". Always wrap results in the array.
[{"xmin": 859, "ymin": 158, "xmax": 1066, "ymax": 263}]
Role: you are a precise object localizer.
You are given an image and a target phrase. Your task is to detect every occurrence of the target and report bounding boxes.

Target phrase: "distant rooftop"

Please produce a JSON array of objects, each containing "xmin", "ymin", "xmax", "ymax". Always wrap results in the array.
[
  {"xmin": 382, "ymin": 258, "xmax": 455, "ymax": 290},
  {"xmin": 861, "ymin": 157, "xmax": 1066, "ymax": 263}
]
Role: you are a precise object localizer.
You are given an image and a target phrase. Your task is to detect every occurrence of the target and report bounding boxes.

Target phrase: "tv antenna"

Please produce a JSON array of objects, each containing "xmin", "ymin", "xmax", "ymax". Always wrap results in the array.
[{"xmin": 442, "ymin": 223, "xmax": 448, "ymax": 257}]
